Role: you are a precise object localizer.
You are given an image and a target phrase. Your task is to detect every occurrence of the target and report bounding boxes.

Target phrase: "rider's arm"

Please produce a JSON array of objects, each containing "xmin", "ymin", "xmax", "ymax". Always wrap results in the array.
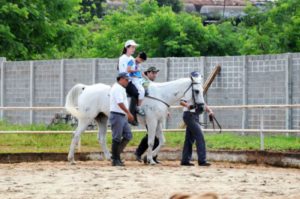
[
  {"xmin": 127, "ymin": 66, "xmax": 137, "ymax": 73},
  {"xmin": 126, "ymin": 59, "xmax": 137, "ymax": 73}
]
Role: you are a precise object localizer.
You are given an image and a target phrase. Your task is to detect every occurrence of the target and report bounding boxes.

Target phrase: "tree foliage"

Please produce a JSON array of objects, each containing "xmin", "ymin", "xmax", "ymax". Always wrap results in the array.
[
  {"xmin": 238, "ymin": 0, "xmax": 300, "ymax": 54},
  {"xmin": 0, "ymin": 0, "xmax": 299, "ymax": 60},
  {"xmin": 0, "ymin": 0, "xmax": 90, "ymax": 60}
]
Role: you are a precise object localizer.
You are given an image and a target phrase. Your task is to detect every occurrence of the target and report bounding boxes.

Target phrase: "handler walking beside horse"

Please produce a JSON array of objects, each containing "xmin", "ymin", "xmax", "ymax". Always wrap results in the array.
[
  {"xmin": 110, "ymin": 72, "xmax": 134, "ymax": 166},
  {"xmin": 180, "ymin": 71, "xmax": 214, "ymax": 167}
]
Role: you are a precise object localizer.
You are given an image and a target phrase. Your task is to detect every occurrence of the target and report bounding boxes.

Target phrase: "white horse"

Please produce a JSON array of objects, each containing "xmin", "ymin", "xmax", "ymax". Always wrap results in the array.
[{"xmin": 65, "ymin": 75, "xmax": 205, "ymax": 165}]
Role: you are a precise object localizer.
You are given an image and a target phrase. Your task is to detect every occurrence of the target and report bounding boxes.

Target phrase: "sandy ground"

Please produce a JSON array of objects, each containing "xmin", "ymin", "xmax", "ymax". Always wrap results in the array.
[{"xmin": 0, "ymin": 161, "xmax": 299, "ymax": 199}]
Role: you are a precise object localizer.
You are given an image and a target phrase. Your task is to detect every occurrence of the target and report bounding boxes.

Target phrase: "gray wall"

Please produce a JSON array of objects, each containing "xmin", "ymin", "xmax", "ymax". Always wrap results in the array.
[{"xmin": 0, "ymin": 53, "xmax": 299, "ymax": 130}]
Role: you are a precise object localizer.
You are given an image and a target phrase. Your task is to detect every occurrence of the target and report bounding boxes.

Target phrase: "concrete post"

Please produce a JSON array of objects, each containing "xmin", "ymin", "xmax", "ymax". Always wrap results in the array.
[
  {"xmin": 260, "ymin": 108, "xmax": 264, "ymax": 150},
  {"xmin": 29, "ymin": 61, "xmax": 34, "ymax": 124},
  {"xmin": 60, "ymin": 59, "xmax": 65, "ymax": 107},
  {"xmin": 92, "ymin": 59, "xmax": 97, "ymax": 84},
  {"xmin": 285, "ymin": 53, "xmax": 293, "ymax": 135},
  {"xmin": 242, "ymin": 56, "xmax": 249, "ymax": 135},
  {"xmin": 165, "ymin": 58, "xmax": 171, "ymax": 129},
  {"xmin": 0, "ymin": 57, "xmax": 6, "ymax": 120},
  {"xmin": 202, "ymin": 57, "xmax": 208, "ymax": 126}
]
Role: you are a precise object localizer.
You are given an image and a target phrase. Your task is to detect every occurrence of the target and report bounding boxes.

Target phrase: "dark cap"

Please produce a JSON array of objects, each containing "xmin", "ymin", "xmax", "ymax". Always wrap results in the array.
[
  {"xmin": 117, "ymin": 72, "xmax": 130, "ymax": 79},
  {"xmin": 190, "ymin": 71, "xmax": 200, "ymax": 77},
  {"xmin": 146, "ymin": 66, "xmax": 160, "ymax": 72}
]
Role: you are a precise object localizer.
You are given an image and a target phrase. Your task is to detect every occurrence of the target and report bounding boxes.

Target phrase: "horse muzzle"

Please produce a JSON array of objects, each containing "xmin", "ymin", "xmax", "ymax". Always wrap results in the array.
[{"xmin": 195, "ymin": 103, "xmax": 205, "ymax": 114}]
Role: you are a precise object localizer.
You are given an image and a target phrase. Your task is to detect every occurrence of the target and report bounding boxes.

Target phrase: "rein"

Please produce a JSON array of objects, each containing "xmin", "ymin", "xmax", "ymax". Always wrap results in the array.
[
  {"xmin": 196, "ymin": 115, "xmax": 222, "ymax": 133},
  {"xmin": 145, "ymin": 95, "xmax": 170, "ymax": 107},
  {"xmin": 209, "ymin": 114, "xmax": 222, "ymax": 133}
]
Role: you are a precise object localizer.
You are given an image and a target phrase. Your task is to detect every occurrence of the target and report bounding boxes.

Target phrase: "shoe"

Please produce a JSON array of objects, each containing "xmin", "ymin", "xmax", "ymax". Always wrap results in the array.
[
  {"xmin": 135, "ymin": 152, "xmax": 142, "ymax": 162},
  {"xmin": 153, "ymin": 156, "xmax": 160, "ymax": 164},
  {"xmin": 129, "ymin": 120, "xmax": 138, "ymax": 126},
  {"xmin": 136, "ymin": 108, "xmax": 145, "ymax": 116},
  {"xmin": 112, "ymin": 159, "xmax": 124, "ymax": 166},
  {"xmin": 143, "ymin": 156, "xmax": 159, "ymax": 164},
  {"xmin": 180, "ymin": 162, "xmax": 195, "ymax": 166},
  {"xmin": 111, "ymin": 140, "xmax": 124, "ymax": 166},
  {"xmin": 198, "ymin": 162, "xmax": 211, "ymax": 167},
  {"xmin": 119, "ymin": 138, "xmax": 130, "ymax": 153}
]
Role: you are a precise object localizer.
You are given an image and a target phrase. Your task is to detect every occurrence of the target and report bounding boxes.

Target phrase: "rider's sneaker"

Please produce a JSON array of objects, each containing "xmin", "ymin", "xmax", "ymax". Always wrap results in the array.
[
  {"xmin": 136, "ymin": 108, "xmax": 145, "ymax": 116},
  {"xmin": 129, "ymin": 120, "xmax": 138, "ymax": 126}
]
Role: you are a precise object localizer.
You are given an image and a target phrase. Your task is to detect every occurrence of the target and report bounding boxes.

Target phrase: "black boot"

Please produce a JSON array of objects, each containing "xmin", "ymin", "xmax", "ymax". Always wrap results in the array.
[
  {"xmin": 119, "ymin": 138, "xmax": 130, "ymax": 153},
  {"xmin": 153, "ymin": 156, "xmax": 160, "ymax": 164},
  {"xmin": 118, "ymin": 138, "xmax": 130, "ymax": 165},
  {"xmin": 135, "ymin": 135, "xmax": 148, "ymax": 162},
  {"xmin": 111, "ymin": 140, "xmax": 124, "ymax": 166}
]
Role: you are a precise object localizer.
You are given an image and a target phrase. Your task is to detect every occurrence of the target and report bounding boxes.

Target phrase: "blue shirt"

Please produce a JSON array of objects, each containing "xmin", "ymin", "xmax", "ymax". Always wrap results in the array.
[{"xmin": 128, "ymin": 59, "xmax": 142, "ymax": 78}]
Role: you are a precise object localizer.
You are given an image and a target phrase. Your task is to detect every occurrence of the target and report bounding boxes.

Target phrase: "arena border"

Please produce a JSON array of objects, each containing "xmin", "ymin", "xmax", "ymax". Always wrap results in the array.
[{"xmin": 0, "ymin": 149, "xmax": 299, "ymax": 168}]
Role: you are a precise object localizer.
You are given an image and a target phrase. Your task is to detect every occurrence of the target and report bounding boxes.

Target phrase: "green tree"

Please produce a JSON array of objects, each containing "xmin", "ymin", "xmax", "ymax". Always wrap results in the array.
[
  {"xmin": 156, "ymin": 0, "xmax": 183, "ymax": 13},
  {"xmin": 91, "ymin": 0, "xmax": 222, "ymax": 58},
  {"xmin": 0, "ymin": 0, "xmax": 90, "ymax": 60},
  {"xmin": 238, "ymin": 0, "xmax": 300, "ymax": 54},
  {"xmin": 78, "ymin": 0, "xmax": 106, "ymax": 23}
]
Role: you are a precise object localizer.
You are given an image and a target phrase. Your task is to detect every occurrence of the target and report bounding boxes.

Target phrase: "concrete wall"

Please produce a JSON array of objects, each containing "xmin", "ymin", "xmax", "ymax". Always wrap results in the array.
[{"xmin": 0, "ymin": 53, "xmax": 299, "ymax": 130}]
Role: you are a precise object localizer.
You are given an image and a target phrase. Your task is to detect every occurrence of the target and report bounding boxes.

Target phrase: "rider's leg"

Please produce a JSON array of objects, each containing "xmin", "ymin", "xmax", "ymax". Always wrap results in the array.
[
  {"xmin": 132, "ymin": 78, "xmax": 145, "ymax": 116},
  {"xmin": 126, "ymin": 81, "xmax": 139, "ymax": 124}
]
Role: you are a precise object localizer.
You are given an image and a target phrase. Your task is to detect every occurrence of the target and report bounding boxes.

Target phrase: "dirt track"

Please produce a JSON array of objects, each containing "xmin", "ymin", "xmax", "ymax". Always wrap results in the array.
[{"xmin": 0, "ymin": 161, "xmax": 299, "ymax": 199}]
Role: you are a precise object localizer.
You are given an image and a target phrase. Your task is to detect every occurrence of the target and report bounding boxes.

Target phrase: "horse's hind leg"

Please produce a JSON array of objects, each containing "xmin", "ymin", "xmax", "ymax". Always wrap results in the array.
[
  {"xmin": 152, "ymin": 121, "xmax": 165, "ymax": 157},
  {"xmin": 68, "ymin": 118, "xmax": 90, "ymax": 165},
  {"xmin": 146, "ymin": 119, "xmax": 158, "ymax": 165},
  {"xmin": 95, "ymin": 114, "xmax": 111, "ymax": 160}
]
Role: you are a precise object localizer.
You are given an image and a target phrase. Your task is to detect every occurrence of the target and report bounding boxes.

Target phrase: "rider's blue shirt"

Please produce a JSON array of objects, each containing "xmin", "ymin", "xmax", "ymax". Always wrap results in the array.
[{"xmin": 128, "ymin": 59, "xmax": 142, "ymax": 78}]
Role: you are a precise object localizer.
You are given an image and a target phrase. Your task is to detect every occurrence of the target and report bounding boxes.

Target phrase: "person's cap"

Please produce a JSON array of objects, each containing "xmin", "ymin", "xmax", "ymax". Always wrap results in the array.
[
  {"xmin": 190, "ymin": 71, "xmax": 200, "ymax": 77},
  {"xmin": 125, "ymin": 40, "xmax": 138, "ymax": 47},
  {"xmin": 117, "ymin": 72, "xmax": 130, "ymax": 79},
  {"xmin": 146, "ymin": 66, "xmax": 160, "ymax": 72}
]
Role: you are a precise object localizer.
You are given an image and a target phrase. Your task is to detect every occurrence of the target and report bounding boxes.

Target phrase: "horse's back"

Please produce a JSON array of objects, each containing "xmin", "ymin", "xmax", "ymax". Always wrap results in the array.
[{"xmin": 78, "ymin": 83, "xmax": 111, "ymax": 117}]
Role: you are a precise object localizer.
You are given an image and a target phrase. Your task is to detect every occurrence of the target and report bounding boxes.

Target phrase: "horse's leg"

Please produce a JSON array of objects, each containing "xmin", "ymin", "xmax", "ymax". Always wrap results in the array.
[
  {"xmin": 152, "ymin": 121, "xmax": 165, "ymax": 157},
  {"xmin": 67, "ymin": 118, "xmax": 90, "ymax": 165},
  {"xmin": 146, "ymin": 119, "xmax": 158, "ymax": 165},
  {"xmin": 95, "ymin": 115, "xmax": 111, "ymax": 160}
]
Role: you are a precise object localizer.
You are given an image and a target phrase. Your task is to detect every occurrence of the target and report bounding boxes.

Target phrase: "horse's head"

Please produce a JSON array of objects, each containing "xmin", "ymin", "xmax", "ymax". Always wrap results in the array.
[{"xmin": 183, "ymin": 71, "xmax": 205, "ymax": 114}]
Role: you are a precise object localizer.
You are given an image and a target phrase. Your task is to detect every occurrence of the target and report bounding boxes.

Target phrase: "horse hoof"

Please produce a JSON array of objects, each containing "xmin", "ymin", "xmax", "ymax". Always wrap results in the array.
[
  {"xmin": 149, "ymin": 160, "xmax": 156, "ymax": 165},
  {"xmin": 104, "ymin": 153, "xmax": 111, "ymax": 161},
  {"xmin": 69, "ymin": 161, "xmax": 76, "ymax": 165},
  {"xmin": 143, "ymin": 156, "xmax": 147, "ymax": 164}
]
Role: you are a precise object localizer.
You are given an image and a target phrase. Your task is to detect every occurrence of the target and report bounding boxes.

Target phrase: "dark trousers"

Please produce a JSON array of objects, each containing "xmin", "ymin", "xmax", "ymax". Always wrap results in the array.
[
  {"xmin": 181, "ymin": 111, "xmax": 207, "ymax": 164},
  {"xmin": 109, "ymin": 112, "xmax": 132, "ymax": 143},
  {"xmin": 135, "ymin": 134, "xmax": 159, "ymax": 156},
  {"xmin": 126, "ymin": 81, "xmax": 138, "ymax": 122},
  {"xmin": 126, "ymin": 81, "xmax": 138, "ymax": 99}
]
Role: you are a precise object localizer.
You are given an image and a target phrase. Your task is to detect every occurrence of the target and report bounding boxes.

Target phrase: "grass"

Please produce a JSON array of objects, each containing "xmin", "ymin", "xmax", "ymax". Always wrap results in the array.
[{"xmin": 0, "ymin": 121, "xmax": 299, "ymax": 153}]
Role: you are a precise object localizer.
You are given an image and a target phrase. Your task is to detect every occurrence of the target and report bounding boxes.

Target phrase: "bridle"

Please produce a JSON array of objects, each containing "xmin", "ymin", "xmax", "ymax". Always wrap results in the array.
[
  {"xmin": 146, "ymin": 77, "xmax": 222, "ymax": 133},
  {"xmin": 187, "ymin": 77, "xmax": 222, "ymax": 133}
]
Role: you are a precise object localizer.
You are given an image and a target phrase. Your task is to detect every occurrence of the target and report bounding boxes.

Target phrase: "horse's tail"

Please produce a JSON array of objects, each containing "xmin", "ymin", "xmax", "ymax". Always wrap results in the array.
[{"xmin": 65, "ymin": 84, "xmax": 86, "ymax": 118}]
